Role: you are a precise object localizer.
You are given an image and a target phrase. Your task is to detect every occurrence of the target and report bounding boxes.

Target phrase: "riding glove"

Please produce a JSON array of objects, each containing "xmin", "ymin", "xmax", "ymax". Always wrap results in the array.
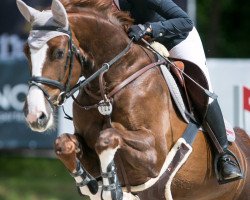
[{"xmin": 128, "ymin": 24, "xmax": 152, "ymax": 41}]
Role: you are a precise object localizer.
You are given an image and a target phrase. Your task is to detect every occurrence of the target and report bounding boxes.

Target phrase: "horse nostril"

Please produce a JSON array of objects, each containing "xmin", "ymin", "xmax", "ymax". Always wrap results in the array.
[{"xmin": 37, "ymin": 112, "xmax": 48, "ymax": 126}]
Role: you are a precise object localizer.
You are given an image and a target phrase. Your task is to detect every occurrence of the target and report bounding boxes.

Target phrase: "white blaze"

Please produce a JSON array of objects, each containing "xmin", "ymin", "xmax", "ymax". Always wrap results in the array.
[{"xmin": 26, "ymin": 44, "xmax": 53, "ymax": 131}]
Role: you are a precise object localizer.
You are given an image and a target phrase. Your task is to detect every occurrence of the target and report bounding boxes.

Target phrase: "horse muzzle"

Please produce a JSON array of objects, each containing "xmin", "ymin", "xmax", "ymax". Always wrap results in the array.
[{"xmin": 23, "ymin": 91, "xmax": 54, "ymax": 132}]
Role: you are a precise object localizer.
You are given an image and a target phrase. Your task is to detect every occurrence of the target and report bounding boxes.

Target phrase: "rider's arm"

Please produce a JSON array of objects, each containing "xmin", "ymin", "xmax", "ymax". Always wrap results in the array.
[{"xmin": 145, "ymin": 0, "xmax": 194, "ymax": 38}]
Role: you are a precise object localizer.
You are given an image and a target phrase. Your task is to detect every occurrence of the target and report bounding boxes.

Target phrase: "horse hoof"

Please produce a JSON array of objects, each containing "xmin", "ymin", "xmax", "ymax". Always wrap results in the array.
[{"xmin": 87, "ymin": 179, "xmax": 99, "ymax": 194}]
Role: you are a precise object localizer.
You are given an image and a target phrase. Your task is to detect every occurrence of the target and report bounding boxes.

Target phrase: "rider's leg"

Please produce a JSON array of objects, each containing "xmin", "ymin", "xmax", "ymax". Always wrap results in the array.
[
  {"xmin": 168, "ymin": 27, "xmax": 243, "ymax": 183},
  {"xmin": 205, "ymin": 99, "xmax": 243, "ymax": 182}
]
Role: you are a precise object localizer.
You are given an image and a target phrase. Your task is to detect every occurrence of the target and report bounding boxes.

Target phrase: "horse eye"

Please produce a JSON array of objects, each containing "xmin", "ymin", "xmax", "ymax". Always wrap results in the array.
[{"xmin": 53, "ymin": 49, "xmax": 65, "ymax": 59}]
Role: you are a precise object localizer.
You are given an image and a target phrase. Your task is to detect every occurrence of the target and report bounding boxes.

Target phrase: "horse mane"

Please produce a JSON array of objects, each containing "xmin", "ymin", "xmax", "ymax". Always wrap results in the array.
[{"xmin": 60, "ymin": 0, "xmax": 133, "ymax": 31}]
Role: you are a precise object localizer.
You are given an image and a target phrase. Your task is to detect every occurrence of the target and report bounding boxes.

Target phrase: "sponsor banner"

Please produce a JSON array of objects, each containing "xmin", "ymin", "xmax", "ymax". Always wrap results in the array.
[
  {"xmin": 0, "ymin": 59, "xmax": 58, "ymax": 149},
  {"xmin": 243, "ymin": 86, "xmax": 250, "ymax": 112},
  {"xmin": 0, "ymin": 0, "xmax": 56, "ymax": 149}
]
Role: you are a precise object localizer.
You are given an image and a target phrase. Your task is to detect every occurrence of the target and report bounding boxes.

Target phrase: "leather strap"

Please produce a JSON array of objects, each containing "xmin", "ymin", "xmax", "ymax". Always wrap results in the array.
[
  {"xmin": 29, "ymin": 76, "xmax": 65, "ymax": 91},
  {"xmin": 99, "ymin": 71, "xmax": 107, "ymax": 100},
  {"xmin": 117, "ymin": 153, "xmax": 131, "ymax": 193},
  {"xmin": 67, "ymin": 40, "xmax": 133, "ymax": 99},
  {"xmin": 203, "ymin": 121, "xmax": 224, "ymax": 155},
  {"xmin": 32, "ymin": 25, "xmax": 71, "ymax": 35},
  {"xmin": 108, "ymin": 60, "xmax": 165, "ymax": 98},
  {"xmin": 83, "ymin": 86, "xmax": 102, "ymax": 101}
]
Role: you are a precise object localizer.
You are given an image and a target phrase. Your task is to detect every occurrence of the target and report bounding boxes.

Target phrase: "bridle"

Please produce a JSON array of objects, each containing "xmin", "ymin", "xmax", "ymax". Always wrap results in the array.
[
  {"xmin": 28, "ymin": 25, "xmax": 133, "ymax": 108},
  {"xmin": 28, "ymin": 26, "xmax": 85, "ymax": 107}
]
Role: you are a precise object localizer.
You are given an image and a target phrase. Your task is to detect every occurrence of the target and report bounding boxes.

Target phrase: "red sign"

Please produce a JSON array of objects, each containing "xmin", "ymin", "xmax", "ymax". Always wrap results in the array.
[{"xmin": 243, "ymin": 86, "xmax": 250, "ymax": 112}]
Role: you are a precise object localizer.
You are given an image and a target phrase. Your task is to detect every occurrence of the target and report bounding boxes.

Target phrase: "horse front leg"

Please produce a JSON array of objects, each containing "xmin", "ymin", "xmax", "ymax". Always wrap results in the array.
[
  {"xmin": 54, "ymin": 133, "xmax": 100, "ymax": 199},
  {"xmin": 95, "ymin": 129, "xmax": 123, "ymax": 200},
  {"xmin": 95, "ymin": 127, "xmax": 156, "ymax": 200}
]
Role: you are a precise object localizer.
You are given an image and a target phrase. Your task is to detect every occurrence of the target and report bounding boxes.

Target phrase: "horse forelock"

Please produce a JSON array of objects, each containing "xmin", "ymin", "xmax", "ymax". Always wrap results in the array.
[
  {"xmin": 61, "ymin": 0, "xmax": 112, "ymax": 11},
  {"xmin": 60, "ymin": 0, "xmax": 133, "ymax": 30}
]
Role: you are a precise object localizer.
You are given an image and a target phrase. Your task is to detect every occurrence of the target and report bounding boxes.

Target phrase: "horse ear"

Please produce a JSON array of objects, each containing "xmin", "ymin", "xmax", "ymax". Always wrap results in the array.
[
  {"xmin": 51, "ymin": 0, "xmax": 69, "ymax": 28},
  {"xmin": 16, "ymin": 0, "xmax": 40, "ymax": 23}
]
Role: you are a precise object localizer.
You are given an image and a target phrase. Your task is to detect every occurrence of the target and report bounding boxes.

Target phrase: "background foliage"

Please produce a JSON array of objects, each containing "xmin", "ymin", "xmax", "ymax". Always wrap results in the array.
[
  {"xmin": 0, "ymin": 156, "xmax": 87, "ymax": 200},
  {"xmin": 197, "ymin": 0, "xmax": 250, "ymax": 58}
]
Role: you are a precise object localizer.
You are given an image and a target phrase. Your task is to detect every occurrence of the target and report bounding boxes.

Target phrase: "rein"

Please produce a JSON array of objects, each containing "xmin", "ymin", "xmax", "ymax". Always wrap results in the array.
[
  {"xmin": 141, "ymin": 38, "xmax": 218, "ymax": 100},
  {"xmin": 67, "ymin": 39, "xmax": 133, "ymax": 98},
  {"xmin": 28, "ymin": 25, "xmax": 133, "ymax": 107},
  {"xmin": 72, "ymin": 60, "xmax": 165, "ymax": 106},
  {"xmin": 107, "ymin": 60, "xmax": 165, "ymax": 98}
]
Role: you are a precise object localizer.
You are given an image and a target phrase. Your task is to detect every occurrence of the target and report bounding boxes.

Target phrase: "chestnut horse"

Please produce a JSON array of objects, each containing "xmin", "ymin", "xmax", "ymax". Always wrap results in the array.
[{"xmin": 17, "ymin": 0, "xmax": 250, "ymax": 199}]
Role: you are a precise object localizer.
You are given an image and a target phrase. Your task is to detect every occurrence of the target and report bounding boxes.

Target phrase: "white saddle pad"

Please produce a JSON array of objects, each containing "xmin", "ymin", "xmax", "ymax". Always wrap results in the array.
[{"xmin": 159, "ymin": 65, "xmax": 236, "ymax": 142}]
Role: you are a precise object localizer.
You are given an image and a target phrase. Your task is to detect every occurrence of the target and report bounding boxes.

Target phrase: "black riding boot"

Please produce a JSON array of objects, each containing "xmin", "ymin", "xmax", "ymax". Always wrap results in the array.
[{"xmin": 204, "ymin": 99, "xmax": 243, "ymax": 184}]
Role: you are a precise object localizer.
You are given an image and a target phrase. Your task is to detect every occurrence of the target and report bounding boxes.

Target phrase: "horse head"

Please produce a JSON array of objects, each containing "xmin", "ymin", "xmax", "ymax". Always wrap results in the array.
[
  {"xmin": 17, "ymin": 0, "xmax": 135, "ymax": 132},
  {"xmin": 17, "ymin": 0, "xmax": 84, "ymax": 132}
]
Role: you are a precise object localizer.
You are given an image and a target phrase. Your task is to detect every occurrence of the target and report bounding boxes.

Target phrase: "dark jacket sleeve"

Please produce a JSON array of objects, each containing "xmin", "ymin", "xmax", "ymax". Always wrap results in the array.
[{"xmin": 146, "ymin": 0, "xmax": 194, "ymax": 38}]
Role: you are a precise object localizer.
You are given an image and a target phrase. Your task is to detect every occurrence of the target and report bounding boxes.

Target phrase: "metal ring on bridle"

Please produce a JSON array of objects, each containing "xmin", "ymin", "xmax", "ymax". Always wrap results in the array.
[{"xmin": 55, "ymin": 91, "xmax": 66, "ymax": 106}]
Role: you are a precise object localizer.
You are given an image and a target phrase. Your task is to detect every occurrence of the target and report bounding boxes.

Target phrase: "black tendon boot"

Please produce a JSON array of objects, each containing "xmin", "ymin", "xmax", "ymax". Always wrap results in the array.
[
  {"xmin": 204, "ymin": 99, "xmax": 243, "ymax": 184},
  {"xmin": 69, "ymin": 159, "xmax": 99, "ymax": 195},
  {"xmin": 101, "ymin": 161, "xmax": 123, "ymax": 200}
]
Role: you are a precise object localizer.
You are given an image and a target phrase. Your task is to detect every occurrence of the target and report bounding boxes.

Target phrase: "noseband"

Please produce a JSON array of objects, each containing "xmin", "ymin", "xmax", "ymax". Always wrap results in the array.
[{"xmin": 28, "ymin": 25, "xmax": 133, "ymax": 107}]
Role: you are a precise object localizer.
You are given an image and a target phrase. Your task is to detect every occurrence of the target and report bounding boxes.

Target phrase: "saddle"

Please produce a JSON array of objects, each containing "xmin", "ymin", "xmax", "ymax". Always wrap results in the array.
[
  {"xmin": 148, "ymin": 41, "xmax": 209, "ymax": 122},
  {"xmin": 169, "ymin": 58, "xmax": 209, "ymax": 123}
]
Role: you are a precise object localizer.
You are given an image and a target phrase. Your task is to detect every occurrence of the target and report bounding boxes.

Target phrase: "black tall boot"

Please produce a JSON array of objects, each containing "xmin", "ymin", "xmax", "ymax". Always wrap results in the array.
[{"xmin": 204, "ymin": 99, "xmax": 243, "ymax": 184}]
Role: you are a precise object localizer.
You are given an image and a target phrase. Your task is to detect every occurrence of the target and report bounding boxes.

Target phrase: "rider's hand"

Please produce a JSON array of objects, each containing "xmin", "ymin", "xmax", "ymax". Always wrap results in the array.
[{"xmin": 128, "ymin": 24, "xmax": 152, "ymax": 41}]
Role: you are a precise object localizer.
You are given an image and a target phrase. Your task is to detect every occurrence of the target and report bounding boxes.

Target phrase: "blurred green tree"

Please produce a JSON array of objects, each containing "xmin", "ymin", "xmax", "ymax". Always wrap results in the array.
[{"xmin": 197, "ymin": 0, "xmax": 250, "ymax": 58}]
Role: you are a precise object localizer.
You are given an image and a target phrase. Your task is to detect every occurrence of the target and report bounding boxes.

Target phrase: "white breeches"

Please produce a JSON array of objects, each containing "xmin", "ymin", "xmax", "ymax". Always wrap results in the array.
[{"xmin": 169, "ymin": 27, "xmax": 214, "ymax": 103}]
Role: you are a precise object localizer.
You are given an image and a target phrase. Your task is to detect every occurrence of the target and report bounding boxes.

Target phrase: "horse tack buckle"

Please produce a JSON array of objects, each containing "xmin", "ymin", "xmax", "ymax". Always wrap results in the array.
[
  {"xmin": 98, "ymin": 99, "xmax": 113, "ymax": 115},
  {"xmin": 55, "ymin": 92, "xmax": 66, "ymax": 106}
]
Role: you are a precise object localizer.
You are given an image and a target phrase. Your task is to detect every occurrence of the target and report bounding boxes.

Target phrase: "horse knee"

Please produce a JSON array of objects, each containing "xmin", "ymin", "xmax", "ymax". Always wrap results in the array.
[
  {"xmin": 95, "ymin": 128, "xmax": 122, "ymax": 154},
  {"xmin": 54, "ymin": 133, "xmax": 80, "ymax": 171},
  {"xmin": 54, "ymin": 133, "xmax": 79, "ymax": 155}
]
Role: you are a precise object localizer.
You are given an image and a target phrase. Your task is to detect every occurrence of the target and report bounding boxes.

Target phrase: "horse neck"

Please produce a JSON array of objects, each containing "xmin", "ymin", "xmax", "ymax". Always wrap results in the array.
[
  {"xmin": 105, "ymin": 44, "xmax": 156, "ymax": 89},
  {"xmin": 69, "ymin": 13, "xmax": 156, "ymax": 92}
]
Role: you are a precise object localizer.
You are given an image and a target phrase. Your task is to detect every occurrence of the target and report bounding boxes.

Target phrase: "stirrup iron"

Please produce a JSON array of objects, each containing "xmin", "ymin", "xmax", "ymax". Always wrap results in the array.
[{"xmin": 214, "ymin": 149, "xmax": 244, "ymax": 184}]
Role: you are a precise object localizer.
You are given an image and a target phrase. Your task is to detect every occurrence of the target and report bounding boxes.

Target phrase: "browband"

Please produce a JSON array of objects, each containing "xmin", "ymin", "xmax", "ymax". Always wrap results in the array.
[{"xmin": 32, "ymin": 25, "xmax": 71, "ymax": 35}]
